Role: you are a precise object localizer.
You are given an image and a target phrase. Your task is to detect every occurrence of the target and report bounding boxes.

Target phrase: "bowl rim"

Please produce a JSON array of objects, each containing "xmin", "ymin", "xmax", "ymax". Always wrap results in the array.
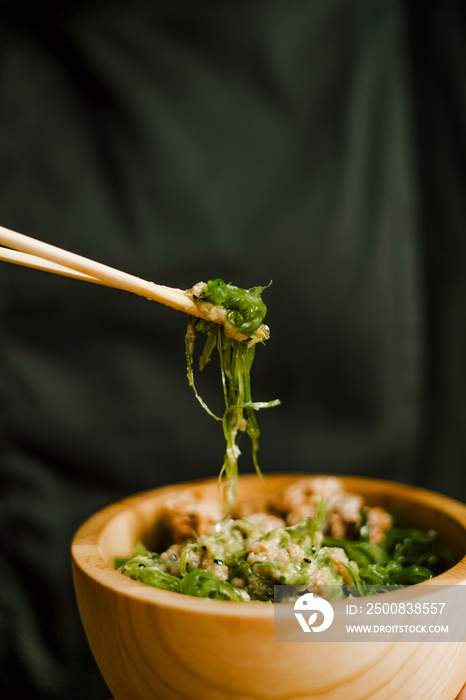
[{"xmin": 71, "ymin": 473, "xmax": 466, "ymax": 617}]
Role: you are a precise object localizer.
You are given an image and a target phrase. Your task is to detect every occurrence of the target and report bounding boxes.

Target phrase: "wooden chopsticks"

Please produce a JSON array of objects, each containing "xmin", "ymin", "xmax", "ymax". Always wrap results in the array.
[
  {"xmin": 0, "ymin": 246, "xmax": 108, "ymax": 285},
  {"xmin": 0, "ymin": 224, "xmax": 241, "ymax": 335}
]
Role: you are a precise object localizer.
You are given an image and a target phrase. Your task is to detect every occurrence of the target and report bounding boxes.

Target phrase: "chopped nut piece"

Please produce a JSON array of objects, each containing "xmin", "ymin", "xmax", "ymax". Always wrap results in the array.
[
  {"xmin": 162, "ymin": 496, "xmax": 223, "ymax": 544},
  {"xmin": 159, "ymin": 544, "xmax": 183, "ymax": 577},
  {"xmin": 326, "ymin": 547, "xmax": 353, "ymax": 584},
  {"xmin": 245, "ymin": 512, "xmax": 286, "ymax": 533},
  {"xmin": 247, "ymin": 533, "xmax": 290, "ymax": 565},
  {"xmin": 366, "ymin": 506, "xmax": 393, "ymax": 545}
]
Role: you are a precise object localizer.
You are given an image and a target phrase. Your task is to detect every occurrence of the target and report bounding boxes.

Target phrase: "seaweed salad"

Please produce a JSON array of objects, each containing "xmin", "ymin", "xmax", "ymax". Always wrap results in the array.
[
  {"xmin": 118, "ymin": 476, "xmax": 455, "ymax": 601},
  {"xmin": 185, "ymin": 278, "xmax": 279, "ymax": 508}
]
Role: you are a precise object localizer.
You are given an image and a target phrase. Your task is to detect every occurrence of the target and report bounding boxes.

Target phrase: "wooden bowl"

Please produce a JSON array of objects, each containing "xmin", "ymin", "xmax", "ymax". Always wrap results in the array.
[{"xmin": 72, "ymin": 474, "xmax": 466, "ymax": 700}]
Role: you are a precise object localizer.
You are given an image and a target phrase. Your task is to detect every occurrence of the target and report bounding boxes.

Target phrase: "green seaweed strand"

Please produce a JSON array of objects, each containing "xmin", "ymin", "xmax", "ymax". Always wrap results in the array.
[{"xmin": 185, "ymin": 279, "xmax": 279, "ymax": 509}]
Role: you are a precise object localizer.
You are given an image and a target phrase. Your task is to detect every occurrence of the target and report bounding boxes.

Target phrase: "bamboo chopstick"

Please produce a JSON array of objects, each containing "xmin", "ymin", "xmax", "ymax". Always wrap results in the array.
[
  {"xmin": 0, "ymin": 247, "xmax": 109, "ymax": 285},
  {"xmin": 0, "ymin": 224, "xmax": 245, "ymax": 338}
]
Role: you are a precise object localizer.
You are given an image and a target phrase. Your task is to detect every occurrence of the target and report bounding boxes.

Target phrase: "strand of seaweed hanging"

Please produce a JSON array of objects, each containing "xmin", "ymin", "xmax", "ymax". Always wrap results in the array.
[{"xmin": 185, "ymin": 279, "xmax": 280, "ymax": 510}]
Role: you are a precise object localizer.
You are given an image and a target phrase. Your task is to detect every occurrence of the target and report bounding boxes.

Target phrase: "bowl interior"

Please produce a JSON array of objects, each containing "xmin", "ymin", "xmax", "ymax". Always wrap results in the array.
[{"xmin": 96, "ymin": 474, "xmax": 466, "ymax": 577}]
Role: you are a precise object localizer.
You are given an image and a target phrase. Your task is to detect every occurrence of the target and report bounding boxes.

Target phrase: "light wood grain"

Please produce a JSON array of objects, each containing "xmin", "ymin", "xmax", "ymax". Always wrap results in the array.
[{"xmin": 72, "ymin": 475, "xmax": 466, "ymax": 700}]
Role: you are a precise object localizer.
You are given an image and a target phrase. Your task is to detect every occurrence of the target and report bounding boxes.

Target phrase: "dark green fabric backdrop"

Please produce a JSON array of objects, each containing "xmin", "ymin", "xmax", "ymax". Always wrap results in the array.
[{"xmin": 1, "ymin": 1, "xmax": 465, "ymax": 697}]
